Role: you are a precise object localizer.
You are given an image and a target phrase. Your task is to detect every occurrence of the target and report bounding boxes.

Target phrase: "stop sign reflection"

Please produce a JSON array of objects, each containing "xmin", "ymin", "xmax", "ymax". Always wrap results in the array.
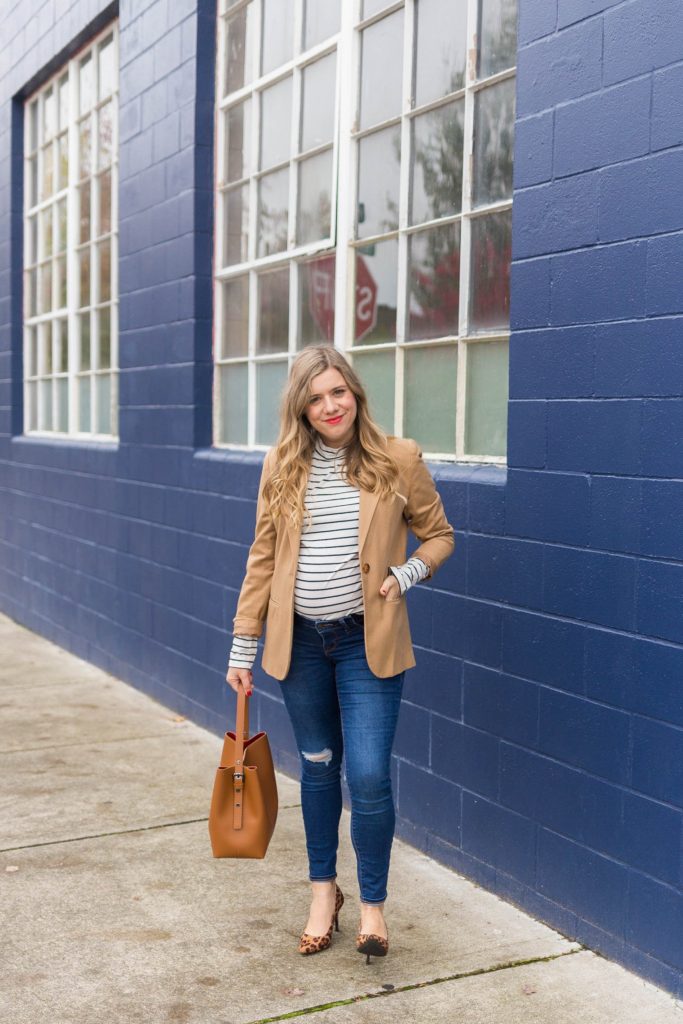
[{"xmin": 307, "ymin": 254, "xmax": 377, "ymax": 343}]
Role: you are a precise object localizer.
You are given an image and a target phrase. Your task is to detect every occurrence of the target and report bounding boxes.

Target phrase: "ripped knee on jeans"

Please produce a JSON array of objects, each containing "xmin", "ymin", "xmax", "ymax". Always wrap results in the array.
[{"xmin": 302, "ymin": 747, "xmax": 333, "ymax": 766}]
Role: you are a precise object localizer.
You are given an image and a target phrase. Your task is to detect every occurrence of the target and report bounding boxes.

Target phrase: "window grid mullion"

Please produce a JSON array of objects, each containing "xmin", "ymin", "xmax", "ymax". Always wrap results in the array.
[{"xmin": 334, "ymin": 0, "xmax": 355, "ymax": 355}]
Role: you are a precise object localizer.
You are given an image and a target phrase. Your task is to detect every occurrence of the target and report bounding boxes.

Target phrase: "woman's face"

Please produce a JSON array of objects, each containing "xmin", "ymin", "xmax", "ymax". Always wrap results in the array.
[{"xmin": 306, "ymin": 367, "xmax": 358, "ymax": 448}]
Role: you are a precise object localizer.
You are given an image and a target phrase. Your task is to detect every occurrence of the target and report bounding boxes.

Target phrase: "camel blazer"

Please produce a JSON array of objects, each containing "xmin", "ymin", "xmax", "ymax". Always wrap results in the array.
[{"xmin": 232, "ymin": 436, "xmax": 455, "ymax": 679}]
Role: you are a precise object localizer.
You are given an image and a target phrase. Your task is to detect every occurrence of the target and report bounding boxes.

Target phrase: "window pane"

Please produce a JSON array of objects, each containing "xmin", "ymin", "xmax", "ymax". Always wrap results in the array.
[
  {"xmin": 40, "ymin": 262, "xmax": 53, "ymax": 314},
  {"xmin": 79, "ymin": 181, "xmax": 91, "ymax": 243},
  {"xmin": 352, "ymin": 349, "xmax": 394, "ymax": 434},
  {"xmin": 57, "ymin": 377, "xmax": 68, "ymax": 432},
  {"xmin": 26, "ymin": 268, "xmax": 37, "ymax": 318},
  {"xmin": 465, "ymin": 340, "xmax": 508, "ymax": 456},
  {"xmin": 44, "ymin": 87, "xmax": 56, "ymax": 139},
  {"xmin": 57, "ymin": 199, "xmax": 67, "ymax": 251},
  {"xmin": 353, "ymin": 240, "xmax": 398, "ymax": 345},
  {"xmin": 479, "ymin": 0, "xmax": 518, "ymax": 79},
  {"xmin": 99, "ymin": 34, "xmax": 116, "ymax": 99},
  {"xmin": 28, "ymin": 156, "xmax": 38, "ymax": 207},
  {"xmin": 262, "ymin": 0, "xmax": 295, "ymax": 75},
  {"xmin": 473, "ymin": 79, "xmax": 515, "ymax": 206},
  {"xmin": 39, "ymin": 379, "xmax": 53, "ymax": 430},
  {"xmin": 301, "ymin": 52, "xmax": 336, "ymax": 152},
  {"xmin": 410, "ymin": 100, "xmax": 464, "ymax": 225},
  {"xmin": 79, "ymin": 53, "xmax": 94, "ymax": 114},
  {"xmin": 359, "ymin": 11, "xmax": 403, "ymax": 130},
  {"xmin": 26, "ymin": 327, "xmax": 37, "ymax": 377},
  {"xmin": 27, "ymin": 380, "xmax": 37, "ymax": 430},
  {"xmin": 260, "ymin": 76, "xmax": 292, "ymax": 169},
  {"xmin": 224, "ymin": 99, "xmax": 251, "ymax": 183},
  {"xmin": 408, "ymin": 222, "xmax": 460, "ymax": 340},
  {"xmin": 414, "ymin": 0, "xmax": 467, "ymax": 105},
  {"xmin": 299, "ymin": 253, "xmax": 335, "ymax": 348},
  {"xmin": 79, "ymin": 249, "xmax": 91, "ymax": 307},
  {"xmin": 304, "ymin": 0, "xmax": 340, "ymax": 48},
  {"xmin": 99, "ymin": 307, "xmax": 111, "ymax": 369},
  {"xmin": 41, "ymin": 207, "xmax": 53, "ymax": 257},
  {"xmin": 80, "ymin": 313, "xmax": 91, "ymax": 369},
  {"xmin": 257, "ymin": 168, "xmax": 289, "ymax": 256},
  {"xmin": 257, "ymin": 267, "xmax": 289, "ymax": 354},
  {"xmin": 221, "ymin": 276, "xmax": 249, "ymax": 358},
  {"xmin": 362, "ymin": 0, "xmax": 393, "ymax": 16},
  {"xmin": 96, "ymin": 373, "xmax": 111, "ymax": 434},
  {"xmin": 223, "ymin": 184, "xmax": 249, "ymax": 266},
  {"xmin": 98, "ymin": 170, "xmax": 112, "ymax": 235},
  {"xmin": 98, "ymin": 240, "xmax": 111, "ymax": 302},
  {"xmin": 56, "ymin": 255, "xmax": 67, "ymax": 307},
  {"xmin": 297, "ymin": 149, "xmax": 332, "ymax": 245},
  {"xmin": 357, "ymin": 125, "xmax": 400, "ymax": 239},
  {"xmin": 256, "ymin": 361, "xmax": 288, "ymax": 444},
  {"xmin": 470, "ymin": 210, "xmax": 511, "ymax": 331},
  {"xmin": 78, "ymin": 375, "xmax": 91, "ymax": 431},
  {"xmin": 219, "ymin": 362, "xmax": 248, "ymax": 444},
  {"xmin": 58, "ymin": 75, "xmax": 69, "ymax": 129},
  {"xmin": 40, "ymin": 323, "xmax": 52, "ymax": 374},
  {"xmin": 79, "ymin": 117, "xmax": 91, "ymax": 177},
  {"xmin": 58, "ymin": 132, "xmax": 69, "ymax": 189},
  {"xmin": 55, "ymin": 319, "xmax": 68, "ymax": 372},
  {"xmin": 29, "ymin": 100, "xmax": 38, "ymax": 151},
  {"xmin": 41, "ymin": 143, "xmax": 54, "ymax": 199},
  {"xmin": 98, "ymin": 100, "xmax": 114, "ymax": 169},
  {"xmin": 224, "ymin": 3, "xmax": 257, "ymax": 95},
  {"xmin": 404, "ymin": 345, "xmax": 457, "ymax": 453}
]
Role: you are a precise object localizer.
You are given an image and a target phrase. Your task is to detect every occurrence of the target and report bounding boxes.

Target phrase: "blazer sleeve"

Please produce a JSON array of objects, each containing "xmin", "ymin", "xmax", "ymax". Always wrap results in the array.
[
  {"xmin": 232, "ymin": 449, "xmax": 277, "ymax": 638},
  {"xmin": 403, "ymin": 440, "xmax": 455, "ymax": 577}
]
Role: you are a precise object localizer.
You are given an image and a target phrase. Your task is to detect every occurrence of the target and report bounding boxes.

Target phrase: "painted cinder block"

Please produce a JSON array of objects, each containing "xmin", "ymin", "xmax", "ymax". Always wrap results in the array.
[
  {"xmin": 467, "ymin": 475, "xmax": 506, "ymax": 535},
  {"xmin": 547, "ymin": 399, "xmax": 642, "ymax": 475},
  {"xmin": 507, "ymin": 400, "xmax": 547, "ymax": 470},
  {"xmin": 626, "ymin": 873, "xmax": 683, "ymax": 973},
  {"xmin": 516, "ymin": 19, "xmax": 602, "ymax": 117},
  {"xmin": 502, "ymin": 607, "xmax": 586, "ymax": 693},
  {"xmin": 646, "ymin": 232, "xmax": 683, "ymax": 316},
  {"xmin": 553, "ymin": 77, "xmax": 651, "ymax": 178},
  {"xmin": 640, "ymin": 399, "xmax": 683, "ymax": 478},
  {"xmin": 513, "ymin": 172, "xmax": 599, "ymax": 258},
  {"xmin": 544, "ymin": 545, "xmax": 637, "ymax": 632},
  {"xmin": 652, "ymin": 62, "xmax": 683, "ymax": 151},
  {"xmin": 636, "ymin": 558, "xmax": 683, "ymax": 648},
  {"xmin": 538, "ymin": 686, "xmax": 631, "ymax": 785},
  {"xmin": 641, "ymin": 481, "xmax": 683, "ymax": 562},
  {"xmin": 557, "ymin": 0, "xmax": 623, "ymax": 29},
  {"xmin": 509, "ymin": 256, "xmax": 551, "ymax": 329},
  {"xmin": 463, "ymin": 663, "xmax": 539, "ymax": 746},
  {"xmin": 432, "ymin": 592, "xmax": 503, "ymax": 669},
  {"xmin": 462, "ymin": 793, "xmax": 536, "ymax": 886},
  {"xmin": 509, "ymin": 326, "xmax": 594, "ymax": 400},
  {"xmin": 538, "ymin": 830, "xmax": 629, "ymax": 935},
  {"xmin": 397, "ymin": 761, "xmax": 461, "ymax": 847},
  {"xmin": 589, "ymin": 475, "xmax": 643, "ymax": 555},
  {"xmin": 394, "ymin": 701, "xmax": 431, "ymax": 768},
  {"xmin": 517, "ymin": 0, "xmax": 557, "ymax": 45},
  {"xmin": 467, "ymin": 533, "xmax": 544, "ymax": 608},
  {"xmin": 593, "ymin": 318, "xmax": 683, "ymax": 399},
  {"xmin": 513, "ymin": 109, "xmax": 554, "ymax": 187},
  {"xmin": 550, "ymin": 243, "xmax": 647, "ymax": 326},
  {"xmin": 402, "ymin": 648, "xmax": 462, "ymax": 720},
  {"xmin": 505, "ymin": 468, "xmax": 590, "ymax": 545},
  {"xmin": 603, "ymin": 0, "xmax": 683, "ymax": 85},
  {"xmin": 599, "ymin": 150, "xmax": 683, "ymax": 242},
  {"xmin": 431, "ymin": 716, "xmax": 500, "ymax": 801}
]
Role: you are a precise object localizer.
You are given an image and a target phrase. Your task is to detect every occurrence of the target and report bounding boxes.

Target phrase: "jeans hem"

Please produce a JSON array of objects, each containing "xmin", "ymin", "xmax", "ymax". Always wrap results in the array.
[{"xmin": 309, "ymin": 874, "xmax": 337, "ymax": 882}]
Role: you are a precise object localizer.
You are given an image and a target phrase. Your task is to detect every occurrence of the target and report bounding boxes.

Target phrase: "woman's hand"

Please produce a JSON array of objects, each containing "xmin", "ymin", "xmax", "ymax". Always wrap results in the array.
[
  {"xmin": 225, "ymin": 667, "xmax": 254, "ymax": 696},
  {"xmin": 379, "ymin": 574, "xmax": 400, "ymax": 601}
]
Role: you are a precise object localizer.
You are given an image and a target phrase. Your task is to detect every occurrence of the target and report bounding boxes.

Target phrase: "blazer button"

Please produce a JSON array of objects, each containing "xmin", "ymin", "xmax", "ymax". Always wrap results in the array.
[{"xmin": 362, "ymin": 562, "xmax": 370, "ymax": 574}]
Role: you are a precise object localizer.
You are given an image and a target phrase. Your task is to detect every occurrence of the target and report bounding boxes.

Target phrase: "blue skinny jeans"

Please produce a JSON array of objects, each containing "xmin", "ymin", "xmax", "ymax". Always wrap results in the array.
[{"xmin": 279, "ymin": 612, "xmax": 404, "ymax": 904}]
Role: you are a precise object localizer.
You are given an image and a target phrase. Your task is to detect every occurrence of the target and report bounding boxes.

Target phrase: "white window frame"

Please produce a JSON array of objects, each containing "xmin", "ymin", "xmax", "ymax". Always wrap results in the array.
[
  {"xmin": 22, "ymin": 21, "xmax": 119, "ymax": 440},
  {"xmin": 213, "ymin": 0, "xmax": 515, "ymax": 462}
]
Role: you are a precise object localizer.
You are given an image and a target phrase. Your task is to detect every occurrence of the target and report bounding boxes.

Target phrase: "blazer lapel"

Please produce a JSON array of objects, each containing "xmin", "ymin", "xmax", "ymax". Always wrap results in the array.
[{"xmin": 359, "ymin": 488, "xmax": 381, "ymax": 553}]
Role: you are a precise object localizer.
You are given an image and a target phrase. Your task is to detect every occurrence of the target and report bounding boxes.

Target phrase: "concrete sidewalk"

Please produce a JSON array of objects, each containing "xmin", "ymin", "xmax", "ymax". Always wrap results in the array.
[{"xmin": 1, "ymin": 612, "xmax": 680, "ymax": 1024}]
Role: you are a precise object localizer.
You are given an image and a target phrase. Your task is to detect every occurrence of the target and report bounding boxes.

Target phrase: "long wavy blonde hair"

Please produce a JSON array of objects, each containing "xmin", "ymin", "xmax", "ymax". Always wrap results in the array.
[{"xmin": 264, "ymin": 346, "xmax": 399, "ymax": 526}]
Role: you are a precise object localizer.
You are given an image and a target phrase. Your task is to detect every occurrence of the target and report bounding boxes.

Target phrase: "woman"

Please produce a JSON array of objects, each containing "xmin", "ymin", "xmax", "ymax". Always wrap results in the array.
[{"xmin": 225, "ymin": 345, "xmax": 454, "ymax": 963}]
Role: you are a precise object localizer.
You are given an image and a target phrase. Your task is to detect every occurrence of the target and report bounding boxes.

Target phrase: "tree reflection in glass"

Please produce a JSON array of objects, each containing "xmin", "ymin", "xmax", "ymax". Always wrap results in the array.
[
  {"xmin": 478, "ymin": 0, "xmax": 518, "ymax": 78},
  {"xmin": 473, "ymin": 79, "xmax": 515, "ymax": 207},
  {"xmin": 410, "ymin": 100, "xmax": 464, "ymax": 225},
  {"xmin": 470, "ymin": 210, "xmax": 511, "ymax": 331},
  {"xmin": 408, "ymin": 223, "xmax": 460, "ymax": 340}
]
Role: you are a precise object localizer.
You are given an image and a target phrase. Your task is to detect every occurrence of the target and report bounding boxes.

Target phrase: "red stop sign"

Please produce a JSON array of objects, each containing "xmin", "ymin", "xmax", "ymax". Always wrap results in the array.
[
  {"xmin": 355, "ymin": 255, "xmax": 377, "ymax": 342},
  {"xmin": 306, "ymin": 253, "xmax": 378, "ymax": 343}
]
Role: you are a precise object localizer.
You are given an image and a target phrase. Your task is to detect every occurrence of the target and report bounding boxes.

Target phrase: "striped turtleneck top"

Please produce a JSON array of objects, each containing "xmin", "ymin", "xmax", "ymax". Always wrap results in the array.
[{"xmin": 228, "ymin": 439, "xmax": 429, "ymax": 670}]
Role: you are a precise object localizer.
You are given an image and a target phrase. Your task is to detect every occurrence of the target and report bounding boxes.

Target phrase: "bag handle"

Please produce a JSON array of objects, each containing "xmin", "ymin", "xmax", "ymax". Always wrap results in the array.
[{"xmin": 233, "ymin": 682, "xmax": 250, "ymax": 830}]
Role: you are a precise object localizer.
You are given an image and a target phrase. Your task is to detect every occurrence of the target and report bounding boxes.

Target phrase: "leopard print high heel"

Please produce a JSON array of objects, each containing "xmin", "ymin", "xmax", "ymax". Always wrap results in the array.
[
  {"xmin": 298, "ymin": 883, "xmax": 344, "ymax": 955},
  {"xmin": 356, "ymin": 922, "xmax": 389, "ymax": 964}
]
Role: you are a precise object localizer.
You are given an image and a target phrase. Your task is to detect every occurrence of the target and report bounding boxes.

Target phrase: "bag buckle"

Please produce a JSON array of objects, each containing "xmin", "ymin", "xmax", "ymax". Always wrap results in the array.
[{"xmin": 233, "ymin": 771, "xmax": 244, "ymax": 781}]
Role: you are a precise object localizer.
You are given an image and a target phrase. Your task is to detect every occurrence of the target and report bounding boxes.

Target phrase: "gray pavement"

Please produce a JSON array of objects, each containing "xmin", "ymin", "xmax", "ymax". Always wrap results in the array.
[{"xmin": 1, "ymin": 611, "xmax": 681, "ymax": 1024}]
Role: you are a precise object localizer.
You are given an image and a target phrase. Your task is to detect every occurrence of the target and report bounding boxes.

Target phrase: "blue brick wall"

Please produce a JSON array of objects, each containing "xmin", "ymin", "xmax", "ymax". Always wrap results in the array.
[{"xmin": 0, "ymin": 0, "xmax": 682, "ymax": 999}]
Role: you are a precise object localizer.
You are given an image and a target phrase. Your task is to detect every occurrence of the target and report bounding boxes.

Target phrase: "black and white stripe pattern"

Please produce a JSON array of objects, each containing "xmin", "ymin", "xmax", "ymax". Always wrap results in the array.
[{"xmin": 228, "ymin": 439, "xmax": 428, "ymax": 671}]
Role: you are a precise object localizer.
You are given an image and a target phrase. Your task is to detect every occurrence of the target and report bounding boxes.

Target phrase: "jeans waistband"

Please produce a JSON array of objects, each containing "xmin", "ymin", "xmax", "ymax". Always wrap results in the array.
[{"xmin": 294, "ymin": 610, "xmax": 364, "ymax": 630}]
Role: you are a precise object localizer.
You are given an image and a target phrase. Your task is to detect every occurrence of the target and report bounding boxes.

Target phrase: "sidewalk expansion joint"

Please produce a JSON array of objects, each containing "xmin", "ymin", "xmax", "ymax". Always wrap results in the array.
[
  {"xmin": 245, "ymin": 947, "xmax": 586, "ymax": 1024},
  {"xmin": 1, "ymin": 805, "xmax": 303, "ymax": 853}
]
